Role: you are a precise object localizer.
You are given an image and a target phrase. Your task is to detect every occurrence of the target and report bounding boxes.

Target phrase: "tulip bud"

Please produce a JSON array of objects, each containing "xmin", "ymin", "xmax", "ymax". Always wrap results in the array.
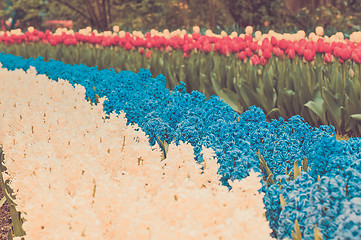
[
  {"xmin": 146, "ymin": 50, "xmax": 152, "ymax": 59},
  {"xmin": 260, "ymin": 56, "xmax": 267, "ymax": 66},
  {"xmin": 296, "ymin": 30, "xmax": 305, "ymax": 40},
  {"xmin": 250, "ymin": 54, "xmax": 260, "ymax": 65},
  {"xmin": 220, "ymin": 31, "xmax": 227, "ymax": 37},
  {"xmin": 315, "ymin": 26, "xmax": 324, "ymax": 36},
  {"xmin": 245, "ymin": 26, "xmax": 253, "ymax": 35},
  {"xmin": 113, "ymin": 26, "xmax": 119, "ymax": 33},
  {"xmin": 192, "ymin": 26, "xmax": 200, "ymax": 34},
  {"xmin": 163, "ymin": 29, "xmax": 170, "ymax": 36},
  {"xmin": 230, "ymin": 31, "xmax": 238, "ymax": 39},
  {"xmin": 335, "ymin": 32, "xmax": 344, "ymax": 40},
  {"xmin": 349, "ymin": 68, "xmax": 355, "ymax": 78},
  {"xmin": 28, "ymin": 26, "xmax": 34, "ymax": 33},
  {"xmin": 254, "ymin": 31, "xmax": 262, "ymax": 41},
  {"xmin": 205, "ymin": 29, "xmax": 213, "ymax": 37},
  {"xmin": 324, "ymin": 52, "xmax": 333, "ymax": 63},
  {"xmin": 119, "ymin": 31, "xmax": 125, "ymax": 38}
]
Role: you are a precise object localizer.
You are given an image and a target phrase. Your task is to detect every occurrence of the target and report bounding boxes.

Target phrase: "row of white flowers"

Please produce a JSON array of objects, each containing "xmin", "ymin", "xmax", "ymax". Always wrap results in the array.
[{"xmin": 0, "ymin": 66, "xmax": 273, "ymax": 239}]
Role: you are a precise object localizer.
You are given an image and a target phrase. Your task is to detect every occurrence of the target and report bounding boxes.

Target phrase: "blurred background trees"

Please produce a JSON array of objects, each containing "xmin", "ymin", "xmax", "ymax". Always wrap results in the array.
[{"xmin": 0, "ymin": 0, "xmax": 360, "ymax": 33}]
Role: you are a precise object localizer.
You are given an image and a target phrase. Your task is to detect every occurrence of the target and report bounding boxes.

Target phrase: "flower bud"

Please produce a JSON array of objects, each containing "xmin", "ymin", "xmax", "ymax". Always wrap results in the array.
[
  {"xmin": 245, "ymin": 26, "xmax": 253, "ymax": 35},
  {"xmin": 28, "ymin": 26, "xmax": 34, "ymax": 33},
  {"xmin": 315, "ymin": 26, "xmax": 324, "ymax": 36},
  {"xmin": 113, "ymin": 26, "xmax": 119, "ymax": 33}
]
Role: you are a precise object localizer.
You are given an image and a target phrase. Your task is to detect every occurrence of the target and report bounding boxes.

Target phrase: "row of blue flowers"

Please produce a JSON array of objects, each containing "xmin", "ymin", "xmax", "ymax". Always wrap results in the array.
[{"xmin": 1, "ymin": 53, "xmax": 360, "ymax": 239}]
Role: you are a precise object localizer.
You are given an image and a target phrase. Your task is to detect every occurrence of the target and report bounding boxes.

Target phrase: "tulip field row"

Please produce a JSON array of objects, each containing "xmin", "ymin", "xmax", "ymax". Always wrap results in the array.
[
  {"xmin": 2, "ymin": 27, "xmax": 361, "ymax": 136},
  {"xmin": 0, "ymin": 53, "xmax": 361, "ymax": 239},
  {"xmin": 1, "ymin": 26, "xmax": 361, "ymax": 63}
]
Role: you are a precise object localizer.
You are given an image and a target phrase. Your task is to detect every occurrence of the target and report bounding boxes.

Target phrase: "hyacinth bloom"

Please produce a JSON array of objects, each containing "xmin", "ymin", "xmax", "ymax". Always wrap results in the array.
[
  {"xmin": 0, "ymin": 66, "xmax": 274, "ymax": 239},
  {"xmin": 1, "ymin": 51, "xmax": 361, "ymax": 239}
]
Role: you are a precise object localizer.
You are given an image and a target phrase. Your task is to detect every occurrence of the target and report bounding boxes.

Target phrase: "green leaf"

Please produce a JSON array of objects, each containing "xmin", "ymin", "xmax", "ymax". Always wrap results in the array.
[
  {"xmin": 258, "ymin": 151, "xmax": 275, "ymax": 185},
  {"xmin": 304, "ymin": 92, "xmax": 327, "ymax": 124},
  {"xmin": 266, "ymin": 108, "xmax": 281, "ymax": 119},
  {"xmin": 8, "ymin": 229, "xmax": 13, "ymax": 240},
  {"xmin": 157, "ymin": 136, "xmax": 169, "ymax": 160},
  {"xmin": 280, "ymin": 194, "xmax": 286, "ymax": 209},
  {"xmin": 292, "ymin": 219, "xmax": 303, "ymax": 240},
  {"xmin": 294, "ymin": 160, "xmax": 301, "ymax": 179},
  {"xmin": 0, "ymin": 196, "xmax": 5, "ymax": 208},
  {"xmin": 322, "ymin": 87, "xmax": 341, "ymax": 127},
  {"xmin": 9, "ymin": 205, "xmax": 25, "ymax": 237},
  {"xmin": 263, "ymin": 69, "xmax": 274, "ymax": 101},
  {"xmin": 218, "ymin": 88, "xmax": 243, "ymax": 113},
  {"xmin": 314, "ymin": 224, "xmax": 323, "ymax": 240},
  {"xmin": 302, "ymin": 157, "xmax": 308, "ymax": 172},
  {"xmin": 210, "ymin": 72, "xmax": 221, "ymax": 96},
  {"xmin": 350, "ymin": 114, "xmax": 361, "ymax": 121}
]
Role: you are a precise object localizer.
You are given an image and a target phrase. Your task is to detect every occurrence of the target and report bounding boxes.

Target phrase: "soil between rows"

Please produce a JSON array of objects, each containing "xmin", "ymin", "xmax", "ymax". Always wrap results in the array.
[{"xmin": 0, "ymin": 187, "xmax": 11, "ymax": 240}]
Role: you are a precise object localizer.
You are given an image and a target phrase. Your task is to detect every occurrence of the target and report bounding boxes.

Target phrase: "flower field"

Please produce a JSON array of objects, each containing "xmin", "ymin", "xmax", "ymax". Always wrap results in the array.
[
  {"xmin": 2, "ymin": 27, "xmax": 361, "ymax": 136},
  {"xmin": 0, "ymin": 26, "xmax": 361, "ymax": 239},
  {"xmin": 0, "ymin": 65, "xmax": 272, "ymax": 239}
]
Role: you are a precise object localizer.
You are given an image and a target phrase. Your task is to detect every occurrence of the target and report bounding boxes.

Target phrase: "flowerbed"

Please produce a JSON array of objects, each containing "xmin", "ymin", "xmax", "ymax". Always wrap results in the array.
[
  {"xmin": 0, "ymin": 53, "xmax": 360, "ymax": 239},
  {"xmin": 0, "ymin": 66, "xmax": 273, "ymax": 239},
  {"xmin": 2, "ymin": 27, "xmax": 361, "ymax": 135},
  {"xmin": 2, "ymin": 26, "xmax": 361, "ymax": 65}
]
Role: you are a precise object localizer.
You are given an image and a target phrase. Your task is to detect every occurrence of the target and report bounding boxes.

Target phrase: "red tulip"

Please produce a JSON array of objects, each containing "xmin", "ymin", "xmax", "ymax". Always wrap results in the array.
[
  {"xmin": 202, "ymin": 43, "xmax": 212, "ymax": 53},
  {"xmin": 250, "ymin": 41, "xmax": 258, "ymax": 52},
  {"xmin": 288, "ymin": 49, "xmax": 295, "ymax": 60},
  {"xmin": 273, "ymin": 47, "xmax": 284, "ymax": 58},
  {"xmin": 221, "ymin": 45, "xmax": 230, "ymax": 55},
  {"xmin": 304, "ymin": 49, "xmax": 315, "ymax": 61},
  {"xmin": 245, "ymin": 47, "xmax": 253, "ymax": 57},
  {"xmin": 270, "ymin": 36, "xmax": 278, "ymax": 46},
  {"xmin": 295, "ymin": 45, "xmax": 304, "ymax": 56},
  {"xmin": 262, "ymin": 48, "xmax": 272, "ymax": 59},
  {"xmin": 231, "ymin": 42, "xmax": 241, "ymax": 53},
  {"xmin": 250, "ymin": 54, "xmax": 260, "ymax": 65},
  {"xmin": 333, "ymin": 46, "xmax": 341, "ymax": 58},
  {"xmin": 340, "ymin": 45, "xmax": 352, "ymax": 61},
  {"xmin": 239, "ymin": 51, "xmax": 246, "ymax": 60},
  {"xmin": 244, "ymin": 35, "xmax": 253, "ymax": 42},
  {"xmin": 278, "ymin": 39, "xmax": 289, "ymax": 50},
  {"xmin": 260, "ymin": 56, "xmax": 267, "ymax": 66},
  {"xmin": 146, "ymin": 50, "xmax": 152, "ymax": 59},
  {"xmin": 324, "ymin": 52, "xmax": 333, "ymax": 63},
  {"xmin": 351, "ymin": 49, "xmax": 361, "ymax": 64}
]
